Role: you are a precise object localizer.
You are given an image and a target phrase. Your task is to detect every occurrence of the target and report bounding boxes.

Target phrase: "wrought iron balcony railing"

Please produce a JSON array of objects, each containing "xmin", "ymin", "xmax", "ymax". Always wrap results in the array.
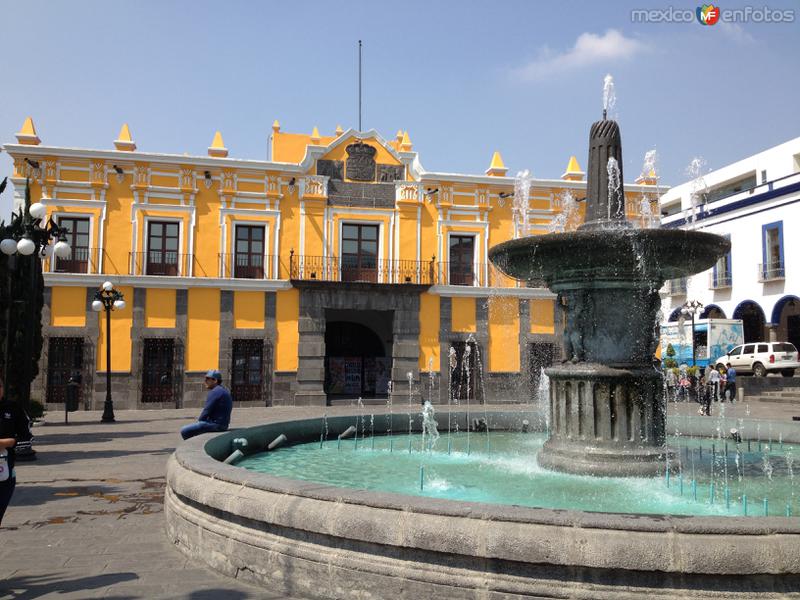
[
  {"xmin": 218, "ymin": 254, "xmax": 278, "ymax": 279},
  {"xmin": 758, "ymin": 262, "xmax": 785, "ymax": 282},
  {"xmin": 665, "ymin": 277, "xmax": 688, "ymax": 296},
  {"xmin": 129, "ymin": 251, "xmax": 193, "ymax": 277},
  {"xmin": 438, "ymin": 262, "xmax": 477, "ymax": 286},
  {"xmin": 709, "ymin": 272, "xmax": 732, "ymax": 289},
  {"xmin": 290, "ymin": 253, "xmax": 435, "ymax": 285},
  {"xmin": 46, "ymin": 246, "xmax": 100, "ymax": 274}
]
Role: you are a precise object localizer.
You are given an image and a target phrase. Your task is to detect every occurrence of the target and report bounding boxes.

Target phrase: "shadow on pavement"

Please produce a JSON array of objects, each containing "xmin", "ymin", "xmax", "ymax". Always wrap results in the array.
[
  {"xmin": 27, "ymin": 447, "xmax": 175, "ymax": 466},
  {"xmin": 34, "ymin": 431, "xmax": 169, "ymax": 445},
  {"xmin": 0, "ymin": 571, "xmax": 139, "ymax": 599},
  {"xmin": 186, "ymin": 590, "xmax": 257, "ymax": 600}
]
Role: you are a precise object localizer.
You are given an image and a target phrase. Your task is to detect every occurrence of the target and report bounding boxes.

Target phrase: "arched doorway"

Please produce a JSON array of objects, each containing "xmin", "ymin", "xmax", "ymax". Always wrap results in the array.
[
  {"xmin": 700, "ymin": 304, "xmax": 726, "ymax": 319},
  {"xmin": 772, "ymin": 295, "xmax": 800, "ymax": 349},
  {"xmin": 324, "ymin": 321, "xmax": 389, "ymax": 399},
  {"xmin": 733, "ymin": 300, "xmax": 766, "ymax": 343}
]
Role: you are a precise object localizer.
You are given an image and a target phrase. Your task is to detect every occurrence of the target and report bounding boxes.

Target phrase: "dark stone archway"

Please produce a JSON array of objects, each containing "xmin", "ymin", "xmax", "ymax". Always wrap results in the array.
[
  {"xmin": 700, "ymin": 304, "xmax": 726, "ymax": 319},
  {"xmin": 733, "ymin": 300, "xmax": 766, "ymax": 343},
  {"xmin": 294, "ymin": 282, "xmax": 425, "ymax": 405},
  {"xmin": 324, "ymin": 319, "xmax": 390, "ymax": 399}
]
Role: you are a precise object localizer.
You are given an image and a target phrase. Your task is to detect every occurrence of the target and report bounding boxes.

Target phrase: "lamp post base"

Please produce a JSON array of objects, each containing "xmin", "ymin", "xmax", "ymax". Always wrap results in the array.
[{"xmin": 101, "ymin": 400, "xmax": 115, "ymax": 423}]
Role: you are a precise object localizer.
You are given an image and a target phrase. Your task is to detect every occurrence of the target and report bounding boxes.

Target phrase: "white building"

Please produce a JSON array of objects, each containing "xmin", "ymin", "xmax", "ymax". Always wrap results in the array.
[{"xmin": 659, "ymin": 137, "xmax": 800, "ymax": 349}]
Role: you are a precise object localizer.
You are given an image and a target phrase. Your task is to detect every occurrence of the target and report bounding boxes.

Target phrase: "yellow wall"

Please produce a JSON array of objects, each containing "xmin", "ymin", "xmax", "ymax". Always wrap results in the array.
[
  {"xmin": 530, "ymin": 299, "xmax": 555, "ymax": 334},
  {"xmin": 97, "ymin": 285, "xmax": 133, "ymax": 371},
  {"xmin": 451, "ymin": 297, "xmax": 476, "ymax": 333},
  {"xmin": 234, "ymin": 291, "xmax": 265, "ymax": 329},
  {"xmin": 145, "ymin": 288, "xmax": 176, "ymax": 328},
  {"xmin": 419, "ymin": 293, "xmax": 440, "ymax": 371},
  {"xmin": 50, "ymin": 286, "xmax": 86, "ymax": 327},
  {"xmin": 7, "ymin": 126, "xmax": 659, "ymax": 384},
  {"xmin": 186, "ymin": 288, "xmax": 220, "ymax": 371},
  {"xmin": 488, "ymin": 296, "xmax": 520, "ymax": 372},
  {"xmin": 275, "ymin": 288, "xmax": 299, "ymax": 371}
]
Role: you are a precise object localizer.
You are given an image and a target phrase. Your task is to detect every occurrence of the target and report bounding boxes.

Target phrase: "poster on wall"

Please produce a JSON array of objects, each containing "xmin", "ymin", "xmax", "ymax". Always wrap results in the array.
[
  {"xmin": 363, "ymin": 358, "xmax": 377, "ymax": 395},
  {"xmin": 344, "ymin": 357, "xmax": 362, "ymax": 395},
  {"xmin": 375, "ymin": 357, "xmax": 390, "ymax": 395},
  {"xmin": 327, "ymin": 358, "xmax": 346, "ymax": 394}
]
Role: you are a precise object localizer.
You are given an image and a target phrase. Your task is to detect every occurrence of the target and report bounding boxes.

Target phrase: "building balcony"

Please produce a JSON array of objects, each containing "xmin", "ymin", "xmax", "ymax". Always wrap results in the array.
[
  {"xmin": 46, "ymin": 247, "xmax": 101, "ymax": 274},
  {"xmin": 218, "ymin": 254, "xmax": 278, "ymax": 279},
  {"xmin": 709, "ymin": 272, "xmax": 732, "ymax": 289},
  {"xmin": 665, "ymin": 277, "xmax": 688, "ymax": 296},
  {"xmin": 129, "ymin": 251, "xmax": 193, "ymax": 277},
  {"xmin": 758, "ymin": 262, "xmax": 785, "ymax": 282},
  {"xmin": 290, "ymin": 253, "xmax": 435, "ymax": 285}
]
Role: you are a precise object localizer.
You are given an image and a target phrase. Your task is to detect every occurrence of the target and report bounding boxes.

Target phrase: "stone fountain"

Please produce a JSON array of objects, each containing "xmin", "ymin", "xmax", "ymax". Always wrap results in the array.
[{"xmin": 489, "ymin": 116, "xmax": 730, "ymax": 476}]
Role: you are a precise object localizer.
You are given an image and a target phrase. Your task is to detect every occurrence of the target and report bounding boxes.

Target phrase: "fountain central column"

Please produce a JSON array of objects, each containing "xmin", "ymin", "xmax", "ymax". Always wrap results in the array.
[{"xmin": 536, "ymin": 117, "xmax": 672, "ymax": 477}]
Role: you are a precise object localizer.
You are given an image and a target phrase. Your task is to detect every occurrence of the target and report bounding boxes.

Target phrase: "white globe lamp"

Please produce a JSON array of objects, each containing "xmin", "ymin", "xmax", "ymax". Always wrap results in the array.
[
  {"xmin": 16, "ymin": 237, "xmax": 36, "ymax": 256},
  {"xmin": 54, "ymin": 240, "xmax": 71, "ymax": 258},
  {"xmin": 29, "ymin": 202, "xmax": 47, "ymax": 220},
  {"xmin": 0, "ymin": 239, "xmax": 17, "ymax": 255},
  {"xmin": 91, "ymin": 300, "xmax": 104, "ymax": 312}
]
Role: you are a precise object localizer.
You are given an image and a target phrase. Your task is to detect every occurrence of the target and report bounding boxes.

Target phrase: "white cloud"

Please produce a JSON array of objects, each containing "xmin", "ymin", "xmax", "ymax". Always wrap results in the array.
[
  {"xmin": 717, "ymin": 22, "xmax": 756, "ymax": 45},
  {"xmin": 513, "ymin": 30, "xmax": 647, "ymax": 81}
]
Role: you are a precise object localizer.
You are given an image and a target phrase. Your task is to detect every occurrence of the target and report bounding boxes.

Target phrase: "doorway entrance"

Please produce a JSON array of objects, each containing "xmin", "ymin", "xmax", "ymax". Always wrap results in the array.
[
  {"xmin": 46, "ymin": 337, "xmax": 84, "ymax": 404},
  {"xmin": 449, "ymin": 340, "xmax": 480, "ymax": 403},
  {"xmin": 529, "ymin": 342, "xmax": 557, "ymax": 397},
  {"xmin": 141, "ymin": 338, "xmax": 175, "ymax": 404},
  {"xmin": 324, "ymin": 310, "xmax": 393, "ymax": 401}
]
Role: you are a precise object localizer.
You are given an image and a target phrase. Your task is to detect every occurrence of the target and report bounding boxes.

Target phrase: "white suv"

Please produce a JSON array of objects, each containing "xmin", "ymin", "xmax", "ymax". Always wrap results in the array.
[{"xmin": 716, "ymin": 342, "xmax": 799, "ymax": 377}]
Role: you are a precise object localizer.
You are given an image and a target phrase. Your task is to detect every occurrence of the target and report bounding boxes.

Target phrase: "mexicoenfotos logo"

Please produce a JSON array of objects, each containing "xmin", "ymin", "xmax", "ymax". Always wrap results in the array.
[
  {"xmin": 696, "ymin": 4, "xmax": 721, "ymax": 25},
  {"xmin": 631, "ymin": 5, "xmax": 795, "ymax": 23}
]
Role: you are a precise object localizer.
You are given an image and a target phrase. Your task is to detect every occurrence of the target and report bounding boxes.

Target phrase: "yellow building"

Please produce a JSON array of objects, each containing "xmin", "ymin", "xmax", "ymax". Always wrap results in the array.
[{"xmin": 3, "ymin": 118, "xmax": 658, "ymax": 409}]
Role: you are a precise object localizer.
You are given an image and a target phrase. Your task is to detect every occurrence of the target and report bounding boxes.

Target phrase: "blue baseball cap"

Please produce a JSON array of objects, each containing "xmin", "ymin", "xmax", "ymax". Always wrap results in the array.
[{"xmin": 205, "ymin": 369, "xmax": 222, "ymax": 381}]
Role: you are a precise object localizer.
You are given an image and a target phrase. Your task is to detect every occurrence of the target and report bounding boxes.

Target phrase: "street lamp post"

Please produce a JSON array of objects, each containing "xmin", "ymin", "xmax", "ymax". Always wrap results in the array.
[
  {"xmin": 92, "ymin": 282, "xmax": 125, "ymax": 423},
  {"xmin": 681, "ymin": 299, "xmax": 704, "ymax": 367}
]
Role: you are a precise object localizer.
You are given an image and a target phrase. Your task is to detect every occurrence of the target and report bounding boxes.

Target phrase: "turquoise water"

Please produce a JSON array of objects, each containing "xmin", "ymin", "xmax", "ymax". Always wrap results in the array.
[{"xmin": 237, "ymin": 431, "xmax": 799, "ymax": 517}]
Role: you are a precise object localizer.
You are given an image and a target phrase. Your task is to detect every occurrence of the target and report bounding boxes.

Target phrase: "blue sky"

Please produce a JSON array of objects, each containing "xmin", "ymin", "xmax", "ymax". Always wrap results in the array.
[{"xmin": 2, "ymin": 0, "xmax": 799, "ymax": 215}]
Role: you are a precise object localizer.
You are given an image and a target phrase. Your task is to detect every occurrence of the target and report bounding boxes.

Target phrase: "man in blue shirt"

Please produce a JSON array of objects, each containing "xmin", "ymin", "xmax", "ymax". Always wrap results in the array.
[
  {"xmin": 180, "ymin": 370, "xmax": 233, "ymax": 440},
  {"xmin": 724, "ymin": 362, "xmax": 737, "ymax": 402}
]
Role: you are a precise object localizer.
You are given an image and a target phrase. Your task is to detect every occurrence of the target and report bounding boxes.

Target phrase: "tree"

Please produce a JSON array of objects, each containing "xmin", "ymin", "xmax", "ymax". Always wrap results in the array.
[{"xmin": 0, "ymin": 180, "xmax": 45, "ymax": 413}]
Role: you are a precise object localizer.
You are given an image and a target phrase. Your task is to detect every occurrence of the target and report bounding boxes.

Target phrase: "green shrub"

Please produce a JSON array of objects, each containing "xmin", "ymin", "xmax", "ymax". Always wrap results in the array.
[
  {"xmin": 28, "ymin": 399, "xmax": 45, "ymax": 420},
  {"xmin": 663, "ymin": 358, "xmax": 678, "ymax": 369}
]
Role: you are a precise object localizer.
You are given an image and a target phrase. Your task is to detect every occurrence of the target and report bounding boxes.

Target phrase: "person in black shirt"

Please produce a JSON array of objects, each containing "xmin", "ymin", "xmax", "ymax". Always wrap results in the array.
[{"xmin": 0, "ymin": 377, "xmax": 34, "ymax": 526}]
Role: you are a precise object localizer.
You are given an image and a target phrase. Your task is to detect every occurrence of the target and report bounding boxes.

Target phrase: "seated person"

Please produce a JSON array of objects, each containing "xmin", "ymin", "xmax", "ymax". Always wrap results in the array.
[{"xmin": 180, "ymin": 370, "xmax": 233, "ymax": 440}]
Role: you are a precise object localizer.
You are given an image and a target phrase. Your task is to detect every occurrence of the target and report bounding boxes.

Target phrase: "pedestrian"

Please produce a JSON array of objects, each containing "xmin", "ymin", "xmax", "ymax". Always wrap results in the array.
[
  {"xmin": 180, "ymin": 370, "xmax": 233, "ymax": 440},
  {"xmin": 0, "ymin": 377, "xmax": 34, "ymax": 526},
  {"xmin": 724, "ymin": 362, "xmax": 737, "ymax": 402},
  {"xmin": 699, "ymin": 375, "xmax": 713, "ymax": 416},
  {"xmin": 708, "ymin": 365, "xmax": 721, "ymax": 403},
  {"xmin": 665, "ymin": 367, "xmax": 678, "ymax": 402}
]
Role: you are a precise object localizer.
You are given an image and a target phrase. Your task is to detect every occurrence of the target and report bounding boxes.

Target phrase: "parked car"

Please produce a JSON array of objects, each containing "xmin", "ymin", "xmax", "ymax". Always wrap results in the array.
[{"xmin": 715, "ymin": 342, "xmax": 799, "ymax": 377}]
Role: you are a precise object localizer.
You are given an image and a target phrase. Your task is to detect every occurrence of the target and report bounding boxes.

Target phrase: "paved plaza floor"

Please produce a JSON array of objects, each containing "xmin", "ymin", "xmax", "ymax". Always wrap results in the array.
[{"xmin": 1, "ymin": 400, "xmax": 798, "ymax": 599}]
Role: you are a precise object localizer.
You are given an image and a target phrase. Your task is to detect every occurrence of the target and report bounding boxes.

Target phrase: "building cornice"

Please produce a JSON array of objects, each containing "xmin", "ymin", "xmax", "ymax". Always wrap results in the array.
[
  {"xmin": 3, "ymin": 143, "xmax": 304, "ymax": 174},
  {"xmin": 420, "ymin": 170, "xmax": 668, "ymax": 194},
  {"xmin": 44, "ymin": 272, "xmax": 293, "ymax": 291},
  {"xmin": 428, "ymin": 285, "xmax": 556, "ymax": 299},
  {"xmin": 3, "ymin": 143, "xmax": 668, "ymax": 195}
]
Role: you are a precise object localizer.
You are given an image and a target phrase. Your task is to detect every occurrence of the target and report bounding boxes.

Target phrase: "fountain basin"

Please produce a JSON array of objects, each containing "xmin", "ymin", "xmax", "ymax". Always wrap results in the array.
[
  {"xmin": 165, "ymin": 412, "xmax": 800, "ymax": 599},
  {"xmin": 489, "ymin": 228, "xmax": 731, "ymax": 285}
]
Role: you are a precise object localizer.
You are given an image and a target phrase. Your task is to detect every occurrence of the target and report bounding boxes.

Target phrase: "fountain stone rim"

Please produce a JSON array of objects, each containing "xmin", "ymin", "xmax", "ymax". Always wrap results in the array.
[{"xmin": 174, "ymin": 414, "xmax": 800, "ymax": 534}]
